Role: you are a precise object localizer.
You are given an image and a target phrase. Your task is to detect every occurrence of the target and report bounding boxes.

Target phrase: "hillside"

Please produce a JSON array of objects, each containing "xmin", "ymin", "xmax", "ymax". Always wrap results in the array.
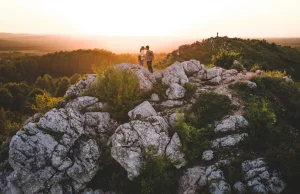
[
  {"xmin": 1, "ymin": 60, "xmax": 300, "ymax": 194},
  {"xmin": 159, "ymin": 37, "xmax": 300, "ymax": 80}
]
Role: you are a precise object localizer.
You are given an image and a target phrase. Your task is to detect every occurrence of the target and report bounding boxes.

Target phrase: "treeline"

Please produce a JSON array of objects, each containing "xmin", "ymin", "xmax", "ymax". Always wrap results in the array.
[
  {"xmin": 159, "ymin": 37, "xmax": 300, "ymax": 80},
  {"xmin": 0, "ymin": 49, "xmax": 138, "ymax": 84}
]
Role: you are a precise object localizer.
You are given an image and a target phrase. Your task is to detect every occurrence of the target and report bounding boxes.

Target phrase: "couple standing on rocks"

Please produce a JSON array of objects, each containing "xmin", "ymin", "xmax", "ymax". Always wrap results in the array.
[{"xmin": 138, "ymin": 45, "xmax": 154, "ymax": 73}]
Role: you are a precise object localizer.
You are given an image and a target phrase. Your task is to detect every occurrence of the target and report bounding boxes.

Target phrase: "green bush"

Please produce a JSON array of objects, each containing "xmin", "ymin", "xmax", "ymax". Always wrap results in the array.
[
  {"xmin": 183, "ymin": 82, "xmax": 197, "ymax": 101},
  {"xmin": 231, "ymin": 61, "xmax": 244, "ymax": 72},
  {"xmin": 212, "ymin": 49, "xmax": 240, "ymax": 69},
  {"xmin": 86, "ymin": 68, "xmax": 141, "ymax": 122},
  {"xmin": 186, "ymin": 92, "xmax": 235, "ymax": 128},
  {"xmin": 231, "ymin": 76, "xmax": 300, "ymax": 192},
  {"xmin": 174, "ymin": 115, "xmax": 210, "ymax": 161},
  {"xmin": 136, "ymin": 147, "xmax": 178, "ymax": 194}
]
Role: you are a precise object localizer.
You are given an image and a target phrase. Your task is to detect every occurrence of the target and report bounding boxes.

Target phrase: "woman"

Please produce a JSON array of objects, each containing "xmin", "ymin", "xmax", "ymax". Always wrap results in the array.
[{"xmin": 138, "ymin": 46, "xmax": 145, "ymax": 66}]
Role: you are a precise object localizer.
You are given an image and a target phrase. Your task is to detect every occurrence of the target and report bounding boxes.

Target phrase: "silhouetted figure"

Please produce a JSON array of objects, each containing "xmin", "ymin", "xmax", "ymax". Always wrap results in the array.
[
  {"xmin": 217, "ymin": 32, "xmax": 219, "ymax": 37},
  {"xmin": 145, "ymin": 45, "xmax": 154, "ymax": 73},
  {"xmin": 138, "ymin": 46, "xmax": 145, "ymax": 66}
]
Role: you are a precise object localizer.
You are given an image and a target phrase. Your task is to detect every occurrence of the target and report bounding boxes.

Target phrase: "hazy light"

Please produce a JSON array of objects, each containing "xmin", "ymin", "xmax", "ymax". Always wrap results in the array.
[{"xmin": 0, "ymin": 0, "xmax": 300, "ymax": 37}]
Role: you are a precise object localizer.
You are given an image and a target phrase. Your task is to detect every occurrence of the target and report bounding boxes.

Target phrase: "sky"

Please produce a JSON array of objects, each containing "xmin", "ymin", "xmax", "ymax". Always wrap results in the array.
[{"xmin": 0, "ymin": 0, "xmax": 300, "ymax": 38}]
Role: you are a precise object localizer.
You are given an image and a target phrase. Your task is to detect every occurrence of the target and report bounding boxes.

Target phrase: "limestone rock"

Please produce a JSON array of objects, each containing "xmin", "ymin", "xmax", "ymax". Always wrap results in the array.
[
  {"xmin": 162, "ymin": 62, "xmax": 188, "ymax": 86},
  {"xmin": 178, "ymin": 166, "xmax": 206, "ymax": 194},
  {"xmin": 168, "ymin": 113, "xmax": 184, "ymax": 128},
  {"xmin": 211, "ymin": 133, "xmax": 248, "ymax": 148},
  {"xmin": 202, "ymin": 150, "xmax": 214, "ymax": 161},
  {"xmin": 115, "ymin": 63, "xmax": 156, "ymax": 91},
  {"xmin": 110, "ymin": 116, "xmax": 171, "ymax": 180},
  {"xmin": 161, "ymin": 100, "xmax": 185, "ymax": 108},
  {"xmin": 247, "ymin": 81, "xmax": 257, "ymax": 89},
  {"xmin": 215, "ymin": 115, "xmax": 249, "ymax": 132},
  {"xmin": 150, "ymin": 93, "xmax": 160, "ymax": 102},
  {"xmin": 222, "ymin": 69, "xmax": 238, "ymax": 77},
  {"xmin": 233, "ymin": 182, "xmax": 247, "ymax": 194},
  {"xmin": 181, "ymin": 60, "xmax": 202, "ymax": 75},
  {"xmin": 283, "ymin": 76, "xmax": 294, "ymax": 84},
  {"xmin": 209, "ymin": 180, "xmax": 231, "ymax": 194},
  {"xmin": 128, "ymin": 101, "xmax": 157, "ymax": 120},
  {"xmin": 166, "ymin": 133, "xmax": 187, "ymax": 169},
  {"xmin": 203, "ymin": 67, "xmax": 224, "ymax": 80},
  {"xmin": 166, "ymin": 83, "xmax": 186, "ymax": 100},
  {"xmin": 66, "ymin": 74, "xmax": 97, "ymax": 97}
]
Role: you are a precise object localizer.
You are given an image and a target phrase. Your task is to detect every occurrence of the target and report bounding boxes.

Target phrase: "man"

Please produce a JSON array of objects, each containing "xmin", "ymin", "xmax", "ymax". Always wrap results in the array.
[{"xmin": 145, "ymin": 45, "xmax": 154, "ymax": 73}]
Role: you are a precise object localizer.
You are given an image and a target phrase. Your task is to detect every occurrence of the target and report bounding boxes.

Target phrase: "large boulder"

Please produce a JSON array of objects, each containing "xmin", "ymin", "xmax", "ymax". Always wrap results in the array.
[
  {"xmin": 166, "ymin": 83, "xmax": 186, "ymax": 100},
  {"xmin": 181, "ymin": 60, "xmax": 202, "ymax": 75},
  {"xmin": 115, "ymin": 63, "xmax": 156, "ymax": 91},
  {"xmin": 211, "ymin": 133, "xmax": 248, "ymax": 148},
  {"xmin": 6, "ymin": 96, "xmax": 118, "ymax": 193},
  {"xmin": 203, "ymin": 67, "xmax": 224, "ymax": 80},
  {"xmin": 110, "ymin": 116, "xmax": 186, "ymax": 180},
  {"xmin": 128, "ymin": 101, "xmax": 157, "ymax": 120},
  {"xmin": 241, "ymin": 158, "xmax": 286, "ymax": 194},
  {"xmin": 165, "ymin": 133, "xmax": 187, "ymax": 168},
  {"xmin": 66, "ymin": 74, "xmax": 97, "ymax": 97},
  {"xmin": 214, "ymin": 115, "xmax": 249, "ymax": 132},
  {"xmin": 161, "ymin": 62, "xmax": 188, "ymax": 86}
]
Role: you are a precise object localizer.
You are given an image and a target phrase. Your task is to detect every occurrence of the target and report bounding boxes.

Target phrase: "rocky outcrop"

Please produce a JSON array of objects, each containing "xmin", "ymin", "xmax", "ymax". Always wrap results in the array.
[
  {"xmin": 214, "ymin": 115, "xmax": 249, "ymax": 132},
  {"xmin": 5, "ymin": 96, "xmax": 118, "ymax": 193},
  {"xmin": 238, "ymin": 158, "xmax": 286, "ymax": 194},
  {"xmin": 162, "ymin": 62, "xmax": 189, "ymax": 86},
  {"xmin": 115, "ymin": 63, "xmax": 157, "ymax": 91},
  {"xmin": 211, "ymin": 133, "xmax": 248, "ymax": 148},
  {"xmin": 202, "ymin": 150, "xmax": 214, "ymax": 161},
  {"xmin": 166, "ymin": 83, "xmax": 186, "ymax": 100},
  {"xmin": 66, "ymin": 74, "xmax": 97, "ymax": 97},
  {"xmin": 128, "ymin": 101, "xmax": 157, "ymax": 120},
  {"xmin": 247, "ymin": 81, "xmax": 257, "ymax": 89},
  {"xmin": 166, "ymin": 133, "xmax": 187, "ymax": 169},
  {"xmin": 110, "ymin": 112, "xmax": 186, "ymax": 180}
]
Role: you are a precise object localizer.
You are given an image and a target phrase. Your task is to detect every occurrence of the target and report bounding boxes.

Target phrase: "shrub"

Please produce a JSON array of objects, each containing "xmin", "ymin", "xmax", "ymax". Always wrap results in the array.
[
  {"xmin": 230, "ymin": 61, "xmax": 244, "ymax": 72},
  {"xmin": 0, "ymin": 108, "xmax": 22, "ymax": 143},
  {"xmin": 86, "ymin": 68, "xmax": 141, "ymax": 122},
  {"xmin": 250, "ymin": 63, "xmax": 263, "ymax": 72},
  {"xmin": 31, "ymin": 91, "xmax": 63, "ymax": 113},
  {"xmin": 212, "ymin": 49, "xmax": 240, "ymax": 69},
  {"xmin": 186, "ymin": 92, "xmax": 235, "ymax": 128},
  {"xmin": 136, "ymin": 147, "xmax": 178, "ymax": 194},
  {"xmin": 183, "ymin": 82, "xmax": 197, "ymax": 101},
  {"xmin": 174, "ymin": 115, "xmax": 210, "ymax": 161},
  {"xmin": 262, "ymin": 70, "xmax": 287, "ymax": 78}
]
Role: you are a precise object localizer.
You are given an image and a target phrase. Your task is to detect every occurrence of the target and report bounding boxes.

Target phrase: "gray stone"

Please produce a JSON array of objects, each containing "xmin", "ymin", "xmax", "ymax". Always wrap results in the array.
[
  {"xmin": 209, "ymin": 180, "xmax": 231, "ymax": 194},
  {"xmin": 150, "ymin": 93, "xmax": 160, "ymax": 102},
  {"xmin": 267, "ymin": 176, "xmax": 286, "ymax": 194},
  {"xmin": 242, "ymin": 158, "xmax": 266, "ymax": 172},
  {"xmin": 214, "ymin": 115, "xmax": 249, "ymax": 132},
  {"xmin": 211, "ymin": 133, "xmax": 248, "ymax": 148},
  {"xmin": 247, "ymin": 81, "xmax": 257, "ymax": 89},
  {"xmin": 209, "ymin": 76, "xmax": 222, "ymax": 84},
  {"xmin": 161, "ymin": 100, "xmax": 185, "ymax": 108},
  {"xmin": 66, "ymin": 74, "xmax": 97, "ymax": 97},
  {"xmin": 162, "ymin": 62, "xmax": 188, "ymax": 86},
  {"xmin": 202, "ymin": 150, "xmax": 214, "ymax": 161},
  {"xmin": 233, "ymin": 182, "xmax": 247, "ymax": 194},
  {"xmin": 181, "ymin": 60, "xmax": 202, "ymax": 75},
  {"xmin": 166, "ymin": 83, "xmax": 186, "ymax": 100},
  {"xmin": 203, "ymin": 67, "xmax": 224, "ymax": 80},
  {"xmin": 110, "ymin": 116, "xmax": 172, "ymax": 180},
  {"xmin": 283, "ymin": 76, "xmax": 294, "ymax": 84},
  {"xmin": 178, "ymin": 166, "xmax": 206, "ymax": 194},
  {"xmin": 166, "ymin": 133, "xmax": 187, "ymax": 169},
  {"xmin": 168, "ymin": 113, "xmax": 184, "ymax": 128},
  {"xmin": 128, "ymin": 101, "xmax": 157, "ymax": 120},
  {"xmin": 222, "ymin": 69, "xmax": 238, "ymax": 77}
]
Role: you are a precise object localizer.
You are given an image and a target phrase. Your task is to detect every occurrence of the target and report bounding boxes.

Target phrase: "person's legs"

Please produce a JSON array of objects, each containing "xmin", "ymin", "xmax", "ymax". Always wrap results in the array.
[
  {"xmin": 139, "ymin": 60, "xmax": 144, "ymax": 66},
  {"xmin": 147, "ymin": 61, "xmax": 153, "ymax": 73}
]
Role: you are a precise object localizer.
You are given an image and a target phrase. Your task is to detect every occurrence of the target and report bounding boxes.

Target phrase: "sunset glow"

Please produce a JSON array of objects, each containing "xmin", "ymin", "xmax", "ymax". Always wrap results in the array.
[{"xmin": 1, "ymin": 0, "xmax": 300, "ymax": 38}]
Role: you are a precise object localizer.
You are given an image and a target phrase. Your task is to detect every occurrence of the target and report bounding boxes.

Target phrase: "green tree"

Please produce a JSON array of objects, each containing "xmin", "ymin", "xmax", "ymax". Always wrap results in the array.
[{"xmin": 55, "ymin": 77, "xmax": 71, "ymax": 97}]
